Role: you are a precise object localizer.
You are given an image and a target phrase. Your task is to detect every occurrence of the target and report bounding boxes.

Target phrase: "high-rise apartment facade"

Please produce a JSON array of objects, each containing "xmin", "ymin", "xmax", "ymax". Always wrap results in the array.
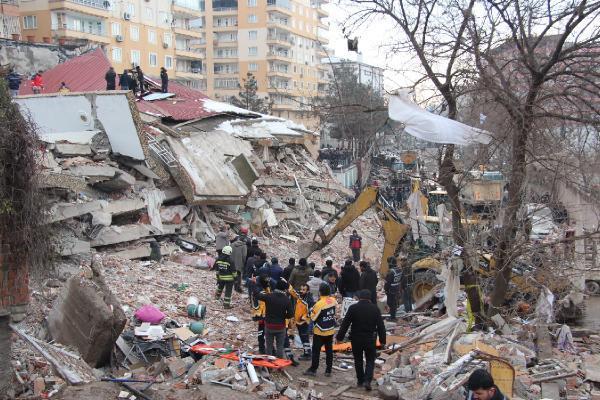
[
  {"xmin": 1, "ymin": 0, "xmax": 20, "ymax": 39},
  {"xmin": 16, "ymin": 0, "xmax": 329, "ymax": 125}
]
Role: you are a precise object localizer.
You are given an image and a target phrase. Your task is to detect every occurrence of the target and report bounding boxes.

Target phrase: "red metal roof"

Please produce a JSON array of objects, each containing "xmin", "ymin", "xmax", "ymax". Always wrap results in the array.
[{"xmin": 19, "ymin": 48, "xmax": 110, "ymax": 95}]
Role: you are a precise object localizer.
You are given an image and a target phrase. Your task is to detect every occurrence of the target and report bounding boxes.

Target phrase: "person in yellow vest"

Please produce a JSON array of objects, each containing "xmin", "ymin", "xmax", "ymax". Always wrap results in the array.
[
  {"xmin": 214, "ymin": 245, "xmax": 236, "ymax": 309},
  {"xmin": 251, "ymin": 274, "xmax": 270, "ymax": 354},
  {"xmin": 289, "ymin": 283, "xmax": 315, "ymax": 360},
  {"xmin": 304, "ymin": 283, "xmax": 337, "ymax": 377}
]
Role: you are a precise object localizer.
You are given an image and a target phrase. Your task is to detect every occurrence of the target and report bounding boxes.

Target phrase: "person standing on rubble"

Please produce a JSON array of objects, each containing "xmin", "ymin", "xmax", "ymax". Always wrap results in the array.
[
  {"xmin": 214, "ymin": 245, "xmax": 236, "ymax": 309},
  {"xmin": 304, "ymin": 283, "xmax": 337, "ymax": 377},
  {"xmin": 160, "ymin": 67, "xmax": 169, "ymax": 93},
  {"xmin": 289, "ymin": 283, "xmax": 315, "ymax": 361},
  {"xmin": 336, "ymin": 289, "xmax": 386, "ymax": 391},
  {"xmin": 215, "ymin": 225, "xmax": 230, "ymax": 256},
  {"xmin": 465, "ymin": 369, "xmax": 508, "ymax": 400},
  {"xmin": 359, "ymin": 261, "xmax": 378, "ymax": 304},
  {"xmin": 105, "ymin": 67, "xmax": 116, "ymax": 90},
  {"xmin": 349, "ymin": 230, "xmax": 362, "ymax": 262},
  {"xmin": 253, "ymin": 279, "xmax": 294, "ymax": 359},
  {"xmin": 119, "ymin": 70, "xmax": 132, "ymax": 91},
  {"xmin": 289, "ymin": 258, "xmax": 312, "ymax": 291},
  {"xmin": 251, "ymin": 275, "xmax": 270, "ymax": 354},
  {"xmin": 307, "ymin": 269, "xmax": 325, "ymax": 299},
  {"xmin": 259, "ymin": 257, "xmax": 283, "ymax": 289},
  {"xmin": 339, "ymin": 259, "xmax": 360, "ymax": 298},
  {"xmin": 231, "ymin": 233, "xmax": 247, "ymax": 293},
  {"xmin": 135, "ymin": 65, "xmax": 145, "ymax": 96},
  {"xmin": 322, "ymin": 258, "xmax": 338, "ymax": 280},
  {"xmin": 282, "ymin": 258, "xmax": 296, "ymax": 280},
  {"xmin": 384, "ymin": 256, "xmax": 402, "ymax": 321},
  {"xmin": 248, "ymin": 238, "xmax": 262, "ymax": 259},
  {"xmin": 400, "ymin": 255, "xmax": 413, "ymax": 313}
]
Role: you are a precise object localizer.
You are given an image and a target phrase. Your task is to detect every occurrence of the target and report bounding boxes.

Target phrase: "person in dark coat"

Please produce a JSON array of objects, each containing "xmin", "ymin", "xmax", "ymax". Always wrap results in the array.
[
  {"xmin": 6, "ymin": 69, "xmax": 22, "ymax": 97},
  {"xmin": 336, "ymin": 289, "xmax": 386, "ymax": 391},
  {"xmin": 349, "ymin": 230, "xmax": 362, "ymax": 262},
  {"xmin": 384, "ymin": 256, "xmax": 402, "ymax": 320},
  {"xmin": 465, "ymin": 369, "xmax": 508, "ymax": 400},
  {"xmin": 119, "ymin": 70, "xmax": 131, "ymax": 90},
  {"xmin": 289, "ymin": 258, "xmax": 312, "ymax": 290},
  {"xmin": 253, "ymin": 279, "xmax": 294, "ymax": 358},
  {"xmin": 247, "ymin": 239, "xmax": 262, "ymax": 260},
  {"xmin": 339, "ymin": 259, "xmax": 360, "ymax": 298},
  {"xmin": 135, "ymin": 65, "xmax": 144, "ymax": 95},
  {"xmin": 282, "ymin": 258, "xmax": 295, "ymax": 280},
  {"xmin": 105, "ymin": 67, "xmax": 116, "ymax": 90},
  {"xmin": 322, "ymin": 259, "xmax": 338, "ymax": 280},
  {"xmin": 359, "ymin": 261, "xmax": 378, "ymax": 304},
  {"xmin": 401, "ymin": 256, "xmax": 413, "ymax": 312},
  {"xmin": 160, "ymin": 67, "xmax": 169, "ymax": 93}
]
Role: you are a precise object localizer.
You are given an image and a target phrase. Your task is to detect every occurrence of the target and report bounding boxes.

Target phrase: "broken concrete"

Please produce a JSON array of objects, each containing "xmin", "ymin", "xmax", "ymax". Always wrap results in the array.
[
  {"xmin": 54, "ymin": 143, "xmax": 92, "ymax": 157},
  {"xmin": 108, "ymin": 242, "xmax": 179, "ymax": 260},
  {"xmin": 91, "ymin": 224, "xmax": 188, "ymax": 247},
  {"xmin": 47, "ymin": 257, "xmax": 126, "ymax": 367}
]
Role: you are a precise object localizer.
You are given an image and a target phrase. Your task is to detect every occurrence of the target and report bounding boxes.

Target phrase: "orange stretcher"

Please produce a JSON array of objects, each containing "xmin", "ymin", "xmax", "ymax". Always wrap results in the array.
[
  {"xmin": 325, "ymin": 341, "xmax": 383, "ymax": 352},
  {"xmin": 190, "ymin": 344, "xmax": 292, "ymax": 369}
]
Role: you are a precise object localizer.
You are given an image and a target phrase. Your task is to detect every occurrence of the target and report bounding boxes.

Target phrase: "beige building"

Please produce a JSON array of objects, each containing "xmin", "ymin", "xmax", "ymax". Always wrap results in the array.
[
  {"xmin": 1, "ymin": 0, "xmax": 20, "ymax": 39},
  {"xmin": 17, "ymin": 0, "xmax": 328, "ymax": 125}
]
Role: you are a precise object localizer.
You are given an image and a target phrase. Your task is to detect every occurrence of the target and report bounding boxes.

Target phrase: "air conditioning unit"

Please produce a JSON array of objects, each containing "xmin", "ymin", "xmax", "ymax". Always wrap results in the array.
[
  {"xmin": 163, "ymin": 42, "xmax": 169, "ymax": 48},
  {"xmin": 115, "ymin": 34, "xmax": 124, "ymax": 42},
  {"xmin": 123, "ymin": 12, "xmax": 131, "ymax": 20}
]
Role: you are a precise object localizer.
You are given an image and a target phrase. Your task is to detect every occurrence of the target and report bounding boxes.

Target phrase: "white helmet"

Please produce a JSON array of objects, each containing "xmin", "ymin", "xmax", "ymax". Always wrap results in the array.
[{"xmin": 221, "ymin": 245, "xmax": 232, "ymax": 255}]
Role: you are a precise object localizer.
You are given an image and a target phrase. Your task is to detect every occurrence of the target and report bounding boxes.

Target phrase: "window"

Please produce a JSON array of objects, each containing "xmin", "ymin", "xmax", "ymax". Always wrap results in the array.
[
  {"xmin": 165, "ymin": 55, "xmax": 173, "ymax": 69},
  {"xmin": 248, "ymin": 14, "xmax": 257, "ymax": 23},
  {"xmin": 163, "ymin": 32, "xmax": 172, "ymax": 47},
  {"xmin": 149, "ymin": 52, "xmax": 157, "ymax": 66},
  {"xmin": 112, "ymin": 47, "xmax": 122, "ymax": 62},
  {"xmin": 130, "ymin": 25, "xmax": 139, "ymax": 41},
  {"xmin": 249, "ymin": 62, "xmax": 258, "ymax": 71},
  {"xmin": 215, "ymin": 78, "xmax": 239, "ymax": 89},
  {"xmin": 148, "ymin": 29, "xmax": 156, "ymax": 43},
  {"xmin": 23, "ymin": 15, "xmax": 37, "ymax": 29},
  {"xmin": 145, "ymin": 7, "xmax": 153, "ymax": 20},
  {"xmin": 131, "ymin": 50, "xmax": 141, "ymax": 66},
  {"xmin": 248, "ymin": 30, "xmax": 257, "ymax": 40},
  {"xmin": 248, "ymin": 46, "xmax": 257, "ymax": 56},
  {"xmin": 127, "ymin": 3, "xmax": 135, "ymax": 16},
  {"xmin": 111, "ymin": 22, "xmax": 121, "ymax": 35},
  {"xmin": 247, "ymin": 0, "xmax": 257, "ymax": 6}
]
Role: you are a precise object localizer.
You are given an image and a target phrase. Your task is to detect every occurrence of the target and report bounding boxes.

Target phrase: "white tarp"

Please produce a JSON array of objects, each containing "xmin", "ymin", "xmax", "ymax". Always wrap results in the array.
[{"xmin": 388, "ymin": 93, "xmax": 492, "ymax": 145}]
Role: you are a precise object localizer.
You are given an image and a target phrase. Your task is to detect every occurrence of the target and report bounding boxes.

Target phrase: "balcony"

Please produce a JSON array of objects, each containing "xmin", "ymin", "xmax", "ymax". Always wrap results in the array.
[
  {"xmin": 267, "ymin": 51, "xmax": 291, "ymax": 62},
  {"xmin": 175, "ymin": 69, "xmax": 204, "ymax": 79},
  {"xmin": 213, "ymin": 70, "xmax": 239, "ymax": 76},
  {"xmin": 212, "ymin": 7, "xmax": 238, "ymax": 14},
  {"xmin": 271, "ymin": 103, "xmax": 296, "ymax": 111},
  {"xmin": 213, "ymin": 23, "xmax": 238, "ymax": 31},
  {"xmin": 266, "ymin": 0, "xmax": 292, "ymax": 15},
  {"xmin": 268, "ymin": 69, "xmax": 292, "ymax": 78},
  {"xmin": 49, "ymin": 0, "xmax": 110, "ymax": 18},
  {"xmin": 266, "ymin": 35, "xmax": 293, "ymax": 47},
  {"xmin": 267, "ymin": 18, "xmax": 292, "ymax": 32},
  {"xmin": 51, "ymin": 27, "xmax": 110, "ymax": 44},
  {"xmin": 171, "ymin": 0, "xmax": 203, "ymax": 17},
  {"xmin": 173, "ymin": 26, "xmax": 203, "ymax": 38},
  {"xmin": 175, "ymin": 47, "xmax": 204, "ymax": 60}
]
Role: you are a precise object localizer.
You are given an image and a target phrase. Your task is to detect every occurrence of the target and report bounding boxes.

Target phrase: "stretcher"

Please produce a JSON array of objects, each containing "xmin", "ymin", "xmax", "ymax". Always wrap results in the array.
[
  {"xmin": 190, "ymin": 344, "xmax": 292, "ymax": 369},
  {"xmin": 325, "ymin": 340, "xmax": 383, "ymax": 352}
]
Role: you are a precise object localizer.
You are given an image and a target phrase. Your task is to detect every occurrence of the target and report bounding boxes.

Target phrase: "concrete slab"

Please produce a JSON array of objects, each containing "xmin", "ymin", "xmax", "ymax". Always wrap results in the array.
[
  {"xmin": 54, "ymin": 143, "xmax": 92, "ymax": 157},
  {"xmin": 94, "ymin": 170, "xmax": 136, "ymax": 192},
  {"xmin": 91, "ymin": 223, "xmax": 188, "ymax": 247},
  {"xmin": 109, "ymin": 243, "xmax": 179, "ymax": 260}
]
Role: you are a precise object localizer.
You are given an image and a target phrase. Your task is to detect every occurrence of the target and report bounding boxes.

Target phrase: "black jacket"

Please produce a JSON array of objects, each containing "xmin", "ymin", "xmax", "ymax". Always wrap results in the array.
[
  {"xmin": 359, "ymin": 267, "xmax": 378, "ymax": 294},
  {"xmin": 282, "ymin": 263, "xmax": 295, "ymax": 280},
  {"xmin": 105, "ymin": 70, "xmax": 116, "ymax": 87},
  {"xmin": 160, "ymin": 70, "xmax": 168, "ymax": 84},
  {"xmin": 339, "ymin": 264, "xmax": 360, "ymax": 295},
  {"xmin": 322, "ymin": 265, "xmax": 338, "ymax": 280},
  {"xmin": 384, "ymin": 267, "xmax": 402, "ymax": 294},
  {"xmin": 466, "ymin": 386, "xmax": 506, "ymax": 400},
  {"xmin": 255, "ymin": 289, "xmax": 293, "ymax": 327},
  {"xmin": 336, "ymin": 300, "xmax": 386, "ymax": 344},
  {"xmin": 248, "ymin": 244, "xmax": 262, "ymax": 259},
  {"xmin": 119, "ymin": 73, "xmax": 131, "ymax": 88},
  {"xmin": 6, "ymin": 72, "xmax": 21, "ymax": 90}
]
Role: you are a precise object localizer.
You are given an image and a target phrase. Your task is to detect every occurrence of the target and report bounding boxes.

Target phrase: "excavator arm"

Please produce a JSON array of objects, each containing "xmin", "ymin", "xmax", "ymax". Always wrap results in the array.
[{"xmin": 298, "ymin": 186, "xmax": 409, "ymax": 276}]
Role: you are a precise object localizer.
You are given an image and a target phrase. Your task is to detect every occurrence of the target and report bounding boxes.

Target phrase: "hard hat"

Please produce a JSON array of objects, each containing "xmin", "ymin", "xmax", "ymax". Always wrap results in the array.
[
  {"xmin": 240, "ymin": 226, "xmax": 248, "ymax": 234},
  {"xmin": 221, "ymin": 245, "xmax": 232, "ymax": 255}
]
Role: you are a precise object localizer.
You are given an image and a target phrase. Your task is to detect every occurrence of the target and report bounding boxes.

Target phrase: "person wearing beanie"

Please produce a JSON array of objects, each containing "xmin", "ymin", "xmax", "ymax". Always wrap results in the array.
[
  {"xmin": 339, "ymin": 259, "xmax": 360, "ymax": 298},
  {"xmin": 465, "ymin": 369, "xmax": 507, "ymax": 400},
  {"xmin": 336, "ymin": 289, "xmax": 386, "ymax": 391},
  {"xmin": 253, "ymin": 278, "xmax": 294, "ymax": 358},
  {"xmin": 304, "ymin": 283, "xmax": 337, "ymax": 377},
  {"xmin": 384, "ymin": 256, "xmax": 402, "ymax": 321},
  {"xmin": 289, "ymin": 258, "xmax": 312, "ymax": 290}
]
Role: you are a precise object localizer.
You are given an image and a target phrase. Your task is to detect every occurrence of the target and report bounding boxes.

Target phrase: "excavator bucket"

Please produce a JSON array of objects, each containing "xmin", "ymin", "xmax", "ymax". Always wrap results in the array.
[{"xmin": 298, "ymin": 241, "xmax": 317, "ymax": 259}]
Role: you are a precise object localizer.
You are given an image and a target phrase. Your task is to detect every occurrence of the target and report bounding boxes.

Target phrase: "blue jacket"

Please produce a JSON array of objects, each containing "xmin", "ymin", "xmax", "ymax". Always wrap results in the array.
[{"xmin": 6, "ymin": 73, "xmax": 22, "ymax": 90}]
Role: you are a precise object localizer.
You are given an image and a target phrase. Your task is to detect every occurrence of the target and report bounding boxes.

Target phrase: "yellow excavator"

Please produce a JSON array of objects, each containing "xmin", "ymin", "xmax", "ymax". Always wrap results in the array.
[{"xmin": 298, "ymin": 186, "xmax": 410, "ymax": 277}]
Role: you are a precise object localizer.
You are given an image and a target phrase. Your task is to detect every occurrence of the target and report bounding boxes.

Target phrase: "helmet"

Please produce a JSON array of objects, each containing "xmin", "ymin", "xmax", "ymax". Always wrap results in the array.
[
  {"xmin": 240, "ymin": 226, "xmax": 248, "ymax": 234},
  {"xmin": 221, "ymin": 245, "xmax": 232, "ymax": 255}
]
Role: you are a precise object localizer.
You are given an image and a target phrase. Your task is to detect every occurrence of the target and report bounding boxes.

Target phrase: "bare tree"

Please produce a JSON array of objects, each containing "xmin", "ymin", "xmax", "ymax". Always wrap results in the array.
[{"xmin": 465, "ymin": 0, "xmax": 600, "ymax": 309}]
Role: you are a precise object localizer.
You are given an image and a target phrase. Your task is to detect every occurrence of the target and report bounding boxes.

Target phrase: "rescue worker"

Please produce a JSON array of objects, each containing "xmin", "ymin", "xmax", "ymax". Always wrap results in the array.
[
  {"xmin": 384, "ymin": 256, "xmax": 402, "ymax": 321},
  {"xmin": 304, "ymin": 283, "xmax": 337, "ymax": 377},
  {"xmin": 253, "ymin": 279, "xmax": 294, "ymax": 359},
  {"xmin": 401, "ymin": 255, "xmax": 413, "ymax": 312},
  {"xmin": 465, "ymin": 369, "xmax": 508, "ymax": 400},
  {"xmin": 336, "ymin": 289, "xmax": 386, "ymax": 391},
  {"xmin": 289, "ymin": 283, "xmax": 315, "ymax": 360},
  {"xmin": 251, "ymin": 275, "xmax": 270, "ymax": 354},
  {"xmin": 349, "ymin": 230, "xmax": 362, "ymax": 262},
  {"xmin": 230, "ymin": 232, "xmax": 247, "ymax": 293},
  {"xmin": 214, "ymin": 245, "xmax": 236, "ymax": 309}
]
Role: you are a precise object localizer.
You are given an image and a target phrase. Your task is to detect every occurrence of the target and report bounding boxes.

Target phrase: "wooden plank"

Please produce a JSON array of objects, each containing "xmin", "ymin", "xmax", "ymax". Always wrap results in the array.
[{"xmin": 331, "ymin": 384, "xmax": 351, "ymax": 396}]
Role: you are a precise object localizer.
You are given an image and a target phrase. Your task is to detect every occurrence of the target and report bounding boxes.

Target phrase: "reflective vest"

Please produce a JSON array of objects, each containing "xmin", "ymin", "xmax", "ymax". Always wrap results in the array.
[
  {"xmin": 215, "ymin": 259, "xmax": 235, "ymax": 281},
  {"xmin": 390, "ymin": 268, "xmax": 402, "ymax": 288},
  {"xmin": 311, "ymin": 296, "xmax": 337, "ymax": 336}
]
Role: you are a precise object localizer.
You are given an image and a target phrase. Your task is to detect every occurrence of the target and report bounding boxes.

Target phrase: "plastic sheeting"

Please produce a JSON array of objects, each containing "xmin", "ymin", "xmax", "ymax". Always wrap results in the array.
[
  {"xmin": 440, "ymin": 257, "xmax": 462, "ymax": 318},
  {"xmin": 535, "ymin": 286, "xmax": 555, "ymax": 324},
  {"xmin": 388, "ymin": 93, "xmax": 492, "ymax": 145},
  {"xmin": 407, "ymin": 191, "xmax": 436, "ymax": 247},
  {"xmin": 143, "ymin": 189, "xmax": 166, "ymax": 233}
]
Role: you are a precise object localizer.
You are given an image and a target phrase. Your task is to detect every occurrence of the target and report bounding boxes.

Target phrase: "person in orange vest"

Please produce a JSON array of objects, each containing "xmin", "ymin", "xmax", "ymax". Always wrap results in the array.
[
  {"xmin": 289, "ymin": 283, "xmax": 315, "ymax": 360},
  {"xmin": 349, "ymin": 230, "xmax": 362, "ymax": 262},
  {"xmin": 304, "ymin": 283, "xmax": 337, "ymax": 377}
]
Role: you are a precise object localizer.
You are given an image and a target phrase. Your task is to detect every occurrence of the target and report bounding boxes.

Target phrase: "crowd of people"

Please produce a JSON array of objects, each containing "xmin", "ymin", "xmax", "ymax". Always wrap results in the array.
[{"xmin": 208, "ymin": 225, "xmax": 419, "ymax": 392}]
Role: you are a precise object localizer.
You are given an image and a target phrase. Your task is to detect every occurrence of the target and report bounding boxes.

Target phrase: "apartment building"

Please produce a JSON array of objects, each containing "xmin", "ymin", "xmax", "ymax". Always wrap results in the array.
[
  {"xmin": 17, "ymin": 0, "xmax": 329, "ymax": 125},
  {"xmin": 17, "ymin": 0, "xmax": 204, "ymax": 84},
  {"xmin": 1, "ymin": 0, "xmax": 20, "ymax": 39},
  {"xmin": 321, "ymin": 56, "xmax": 385, "ymax": 95}
]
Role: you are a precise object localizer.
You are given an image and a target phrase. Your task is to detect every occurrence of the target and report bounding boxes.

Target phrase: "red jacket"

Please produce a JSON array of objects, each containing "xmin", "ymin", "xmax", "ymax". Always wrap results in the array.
[{"xmin": 31, "ymin": 75, "xmax": 44, "ymax": 88}]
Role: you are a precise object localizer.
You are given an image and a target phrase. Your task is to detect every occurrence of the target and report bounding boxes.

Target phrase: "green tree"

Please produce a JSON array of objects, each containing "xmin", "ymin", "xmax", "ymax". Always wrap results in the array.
[
  {"xmin": 316, "ymin": 64, "xmax": 388, "ymax": 156},
  {"xmin": 230, "ymin": 72, "xmax": 272, "ymax": 114}
]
